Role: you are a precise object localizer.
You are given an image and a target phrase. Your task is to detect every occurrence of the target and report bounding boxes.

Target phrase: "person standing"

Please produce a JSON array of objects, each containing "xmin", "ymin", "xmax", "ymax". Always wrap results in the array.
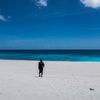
[{"xmin": 38, "ymin": 59, "xmax": 45, "ymax": 77}]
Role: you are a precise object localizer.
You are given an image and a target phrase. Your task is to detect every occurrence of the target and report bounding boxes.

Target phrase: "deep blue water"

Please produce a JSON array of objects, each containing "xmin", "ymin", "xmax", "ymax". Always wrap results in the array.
[{"xmin": 0, "ymin": 50, "xmax": 100, "ymax": 61}]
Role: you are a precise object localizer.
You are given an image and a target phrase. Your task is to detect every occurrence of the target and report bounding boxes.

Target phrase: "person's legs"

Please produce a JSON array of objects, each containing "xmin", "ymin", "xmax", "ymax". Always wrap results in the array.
[
  {"xmin": 39, "ymin": 70, "xmax": 41, "ymax": 77},
  {"xmin": 41, "ymin": 70, "xmax": 43, "ymax": 77},
  {"xmin": 39, "ymin": 69, "xmax": 43, "ymax": 77}
]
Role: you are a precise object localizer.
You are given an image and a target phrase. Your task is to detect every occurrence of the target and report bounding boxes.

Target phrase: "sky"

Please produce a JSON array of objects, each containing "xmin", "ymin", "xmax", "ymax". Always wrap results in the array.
[{"xmin": 0, "ymin": 0, "xmax": 100, "ymax": 49}]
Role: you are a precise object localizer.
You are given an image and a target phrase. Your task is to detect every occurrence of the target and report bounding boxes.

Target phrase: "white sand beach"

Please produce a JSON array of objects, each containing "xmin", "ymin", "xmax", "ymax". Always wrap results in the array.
[{"xmin": 0, "ymin": 60, "xmax": 100, "ymax": 100}]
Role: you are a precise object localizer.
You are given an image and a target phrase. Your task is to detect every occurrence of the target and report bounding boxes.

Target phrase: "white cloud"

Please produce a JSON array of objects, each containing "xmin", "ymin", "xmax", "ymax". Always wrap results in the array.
[
  {"xmin": 0, "ymin": 15, "xmax": 7, "ymax": 22},
  {"xmin": 0, "ymin": 15, "xmax": 10, "ymax": 22},
  {"xmin": 80, "ymin": 0, "xmax": 100, "ymax": 9},
  {"xmin": 35, "ymin": 0, "xmax": 48, "ymax": 7}
]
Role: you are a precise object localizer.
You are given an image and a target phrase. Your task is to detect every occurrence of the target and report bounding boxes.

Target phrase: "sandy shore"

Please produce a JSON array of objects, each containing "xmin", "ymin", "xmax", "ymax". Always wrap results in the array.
[{"xmin": 0, "ymin": 60, "xmax": 100, "ymax": 100}]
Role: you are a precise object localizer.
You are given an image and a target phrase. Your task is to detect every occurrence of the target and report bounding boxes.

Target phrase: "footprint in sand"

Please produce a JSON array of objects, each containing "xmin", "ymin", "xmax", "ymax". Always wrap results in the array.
[{"xmin": 89, "ymin": 88, "xmax": 95, "ymax": 91}]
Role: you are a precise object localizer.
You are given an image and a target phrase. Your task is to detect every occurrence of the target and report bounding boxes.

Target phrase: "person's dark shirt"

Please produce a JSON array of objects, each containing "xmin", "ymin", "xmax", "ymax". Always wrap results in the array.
[{"xmin": 38, "ymin": 62, "xmax": 44, "ymax": 70}]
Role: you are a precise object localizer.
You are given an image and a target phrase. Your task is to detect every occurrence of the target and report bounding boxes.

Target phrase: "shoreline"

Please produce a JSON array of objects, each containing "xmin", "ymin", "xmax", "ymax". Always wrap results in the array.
[{"xmin": 0, "ymin": 59, "xmax": 100, "ymax": 63}]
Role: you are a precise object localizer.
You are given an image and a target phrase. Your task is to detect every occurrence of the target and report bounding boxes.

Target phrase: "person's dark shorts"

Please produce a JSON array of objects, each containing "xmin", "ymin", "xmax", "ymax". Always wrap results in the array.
[{"xmin": 39, "ymin": 69, "xmax": 43, "ymax": 73}]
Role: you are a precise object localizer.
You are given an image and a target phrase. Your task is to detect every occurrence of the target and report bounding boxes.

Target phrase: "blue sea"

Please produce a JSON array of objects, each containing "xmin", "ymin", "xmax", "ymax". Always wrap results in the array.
[{"xmin": 0, "ymin": 50, "xmax": 100, "ymax": 62}]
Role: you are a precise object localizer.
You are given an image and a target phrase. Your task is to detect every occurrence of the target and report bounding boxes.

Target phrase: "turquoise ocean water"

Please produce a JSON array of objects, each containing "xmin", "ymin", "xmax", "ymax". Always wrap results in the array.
[{"xmin": 0, "ymin": 50, "xmax": 100, "ymax": 61}]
